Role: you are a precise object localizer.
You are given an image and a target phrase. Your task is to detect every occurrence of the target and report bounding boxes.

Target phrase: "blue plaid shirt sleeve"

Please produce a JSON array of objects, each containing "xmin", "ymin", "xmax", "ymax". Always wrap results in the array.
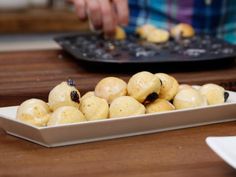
[{"xmin": 127, "ymin": 0, "xmax": 236, "ymax": 44}]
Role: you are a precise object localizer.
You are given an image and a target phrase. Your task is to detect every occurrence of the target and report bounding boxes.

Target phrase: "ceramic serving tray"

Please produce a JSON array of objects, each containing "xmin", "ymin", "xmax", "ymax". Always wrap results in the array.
[{"xmin": 0, "ymin": 90, "xmax": 236, "ymax": 148}]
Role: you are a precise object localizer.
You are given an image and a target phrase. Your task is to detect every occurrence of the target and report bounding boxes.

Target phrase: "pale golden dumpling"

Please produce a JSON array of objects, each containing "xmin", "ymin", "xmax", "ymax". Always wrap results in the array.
[
  {"xmin": 80, "ymin": 95, "xmax": 109, "ymax": 121},
  {"xmin": 200, "ymin": 84, "xmax": 228, "ymax": 105},
  {"xmin": 173, "ymin": 88, "xmax": 207, "ymax": 109},
  {"xmin": 136, "ymin": 24, "xmax": 156, "ymax": 39},
  {"xmin": 81, "ymin": 91, "xmax": 95, "ymax": 101},
  {"xmin": 127, "ymin": 71, "xmax": 161, "ymax": 103},
  {"xmin": 171, "ymin": 23, "xmax": 195, "ymax": 38},
  {"xmin": 192, "ymin": 85, "xmax": 201, "ymax": 90},
  {"xmin": 109, "ymin": 96, "xmax": 146, "ymax": 118},
  {"xmin": 95, "ymin": 77, "xmax": 127, "ymax": 104},
  {"xmin": 146, "ymin": 99, "xmax": 175, "ymax": 113},
  {"xmin": 146, "ymin": 28, "xmax": 170, "ymax": 43},
  {"xmin": 48, "ymin": 80, "xmax": 80, "ymax": 111},
  {"xmin": 47, "ymin": 106, "xmax": 86, "ymax": 126},
  {"xmin": 114, "ymin": 26, "xmax": 126, "ymax": 40},
  {"xmin": 17, "ymin": 99, "xmax": 51, "ymax": 127},
  {"xmin": 178, "ymin": 84, "xmax": 193, "ymax": 92},
  {"xmin": 155, "ymin": 73, "xmax": 179, "ymax": 100}
]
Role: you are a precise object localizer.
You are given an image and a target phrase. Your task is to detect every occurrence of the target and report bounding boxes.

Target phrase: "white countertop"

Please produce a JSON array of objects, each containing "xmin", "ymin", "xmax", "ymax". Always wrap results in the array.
[{"xmin": 0, "ymin": 33, "xmax": 63, "ymax": 52}]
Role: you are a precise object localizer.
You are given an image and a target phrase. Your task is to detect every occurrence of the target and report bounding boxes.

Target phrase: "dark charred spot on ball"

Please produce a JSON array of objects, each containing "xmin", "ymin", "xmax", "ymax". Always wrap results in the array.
[
  {"xmin": 70, "ymin": 91, "xmax": 80, "ymax": 103},
  {"xmin": 67, "ymin": 79, "xmax": 76, "ymax": 87},
  {"xmin": 144, "ymin": 92, "xmax": 158, "ymax": 105},
  {"xmin": 169, "ymin": 99, "xmax": 174, "ymax": 104},
  {"xmin": 224, "ymin": 92, "xmax": 229, "ymax": 102}
]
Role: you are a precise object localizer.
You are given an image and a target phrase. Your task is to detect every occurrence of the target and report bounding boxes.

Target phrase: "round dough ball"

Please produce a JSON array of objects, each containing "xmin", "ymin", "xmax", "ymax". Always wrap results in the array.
[
  {"xmin": 48, "ymin": 81, "xmax": 80, "ymax": 111},
  {"xmin": 171, "ymin": 23, "xmax": 195, "ymax": 38},
  {"xmin": 146, "ymin": 29, "xmax": 170, "ymax": 43},
  {"xmin": 200, "ymin": 84, "xmax": 228, "ymax": 105},
  {"xmin": 155, "ymin": 73, "xmax": 179, "ymax": 100},
  {"xmin": 109, "ymin": 96, "xmax": 146, "ymax": 118},
  {"xmin": 47, "ymin": 106, "xmax": 86, "ymax": 126},
  {"xmin": 114, "ymin": 26, "xmax": 126, "ymax": 40},
  {"xmin": 128, "ymin": 71, "xmax": 161, "ymax": 103},
  {"xmin": 173, "ymin": 88, "xmax": 207, "ymax": 109},
  {"xmin": 17, "ymin": 99, "xmax": 51, "ymax": 127},
  {"xmin": 178, "ymin": 84, "xmax": 192, "ymax": 92},
  {"xmin": 80, "ymin": 95, "xmax": 109, "ymax": 121},
  {"xmin": 95, "ymin": 77, "xmax": 127, "ymax": 104},
  {"xmin": 192, "ymin": 85, "xmax": 201, "ymax": 90},
  {"xmin": 136, "ymin": 24, "xmax": 156, "ymax": 39},
  {"xmin": 81, "ymin": 91, "xmax": 95, "ymax": 101},
  {"xmin": 146, "ymin": 99, "xmax": 175, "ymax": 113}
]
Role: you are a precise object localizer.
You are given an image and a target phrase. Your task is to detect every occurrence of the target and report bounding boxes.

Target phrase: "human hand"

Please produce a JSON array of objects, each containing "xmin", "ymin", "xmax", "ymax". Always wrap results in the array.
[{"xmin": 71, "ymin": 0, "xmax": 129, "ymax": 35}]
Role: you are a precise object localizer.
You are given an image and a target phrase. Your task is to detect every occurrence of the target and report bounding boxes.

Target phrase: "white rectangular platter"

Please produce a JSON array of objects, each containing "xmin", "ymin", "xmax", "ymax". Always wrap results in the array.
[{"xmin": 0, "ymin": 90, "xmax": 236, "ymax": 148}]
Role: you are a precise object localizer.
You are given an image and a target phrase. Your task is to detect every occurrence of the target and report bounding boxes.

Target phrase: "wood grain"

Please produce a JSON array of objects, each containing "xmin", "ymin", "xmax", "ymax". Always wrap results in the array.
[
  {"xmin": 0, "ymin": 50, "xmax": 235, "ymax": 106},
  {"xmin": 0, "ymin": 121, "xmax": 236, "ymax": 177},
  {"xmin": 0, "ymin": 50, "xmax": 236, "ymax": 177},
  {"xmin": 0, "ymin": 9, "xmax": 89, "ymax": 33}
]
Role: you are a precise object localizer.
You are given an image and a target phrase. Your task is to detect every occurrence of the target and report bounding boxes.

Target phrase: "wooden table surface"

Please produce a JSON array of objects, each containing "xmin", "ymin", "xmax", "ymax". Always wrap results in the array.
[
  {"xmin": 0, "ymin": 9, "xmax": 89, "ymax": 33},
  {"xmin": 0, "ymin": 50, "xmax": 236, "ymax": 177}
]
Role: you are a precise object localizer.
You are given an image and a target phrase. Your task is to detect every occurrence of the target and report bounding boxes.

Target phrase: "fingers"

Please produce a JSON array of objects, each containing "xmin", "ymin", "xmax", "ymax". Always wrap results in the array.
[
  {"xmin": 113, "ymin": 0, "xmax": 129, "ymax": 26},
  {"xmin": 72, "ymin": 0, "xmax": 87, "ymax": 20},
  {"xmin": 86, "ymin": 0, "xmax": 102, "ymax": 29},
  {"xmin": 73, "ymin": 0, "xmax": 87, "ymax": 20},
  {"xmin": 98, "ymin": 0, "xmax": 117, "ymax": 35},
  {"xmin": 73, "ymin": 0, "xmax": 129, "ymax": 35}
]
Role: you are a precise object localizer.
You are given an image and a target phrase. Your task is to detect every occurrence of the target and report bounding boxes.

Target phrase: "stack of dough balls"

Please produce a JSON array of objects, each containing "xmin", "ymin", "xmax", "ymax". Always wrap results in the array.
[
  {"xmin": 17, "ymin": 79, "xmax": 87, "ymax": 127},
  {"xmin": 173, "ymin": 83, "xmax": 229, "ymax": 109},
  {"xmin": 136, "ymin": 23, "xmax": 195, "ymax": 43},
  {"xmin": 136, "ymin": 24, "xmax": 170, "ymax": 43},
  {"xmin": 109, "ymin": 96, "xmax": 145, "ymax": 118},
  {"xmin": 95, "ymin": 77, "xmax": 127, "ymax": 104},
  {"xmin": 170, "ymin": 23, "xmax": 195, "ymax": 39},
  {"xmin": 103, "ymin": 26, "xmax": 126, "ymax": 40},
  {"xmin": 173, "ymin": 88, "xmax": 207, "ymax": 109},
  {"xmin": 114, "ymin": 26, "xmax": 126, "ymax": 40},
  {"xmin": 127, "ymin": 71, "xmax": 162, "ymax": 103},
  {"xmin": 17, "ymin": 72, "xmax": 229, "ymax": 127},
  {"xmin": 199, "ymin": 84, "xmax": 229, "ymax": 105},
  {"xmin": 17, "ymin": 99, "xmax": 51, "ymax": 127}
]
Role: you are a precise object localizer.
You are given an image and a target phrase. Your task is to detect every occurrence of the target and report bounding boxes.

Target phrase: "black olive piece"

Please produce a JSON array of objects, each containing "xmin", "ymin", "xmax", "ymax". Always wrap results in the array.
[
  {"xmin": 67, "ymin": 79, "xmax": 76, "ymax": 87},
  {"xmin": 144, "ymin": 92, "xmax": 158, "ymax": 105},
  {"xmin": 70, "ymin": 91, "xmax": 80, "ymax": 103},
  {"xmin": 159, "ymin": 79, "xmax": 163, "ymax": 86},
  {"xmin": 224, "ymin": 92, "xmax": 229, "ymax": 102}
]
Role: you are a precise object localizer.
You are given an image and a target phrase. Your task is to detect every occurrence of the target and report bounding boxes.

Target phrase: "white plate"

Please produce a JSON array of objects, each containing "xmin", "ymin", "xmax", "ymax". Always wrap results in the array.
[
  {"xmin": 206, "ymin": 136, "xmax": 236, "ymax": 169},
  {"xmin": 0, "ymin": 90, "xmax": 236, "ymax": 148}
]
